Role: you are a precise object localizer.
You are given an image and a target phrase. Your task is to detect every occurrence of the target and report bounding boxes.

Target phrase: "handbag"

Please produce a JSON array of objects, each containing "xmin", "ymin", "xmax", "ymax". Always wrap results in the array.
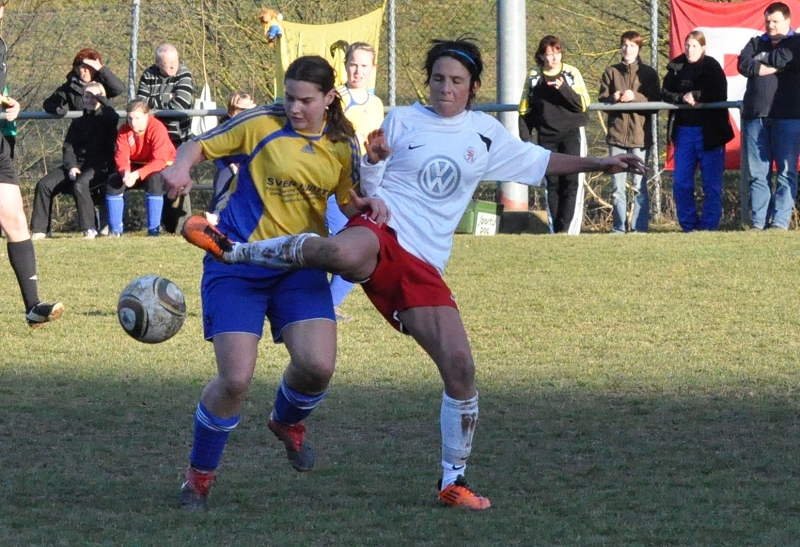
[{"xmin": 191, "ymin": 82, "xmax": 217, "ymax": 136}]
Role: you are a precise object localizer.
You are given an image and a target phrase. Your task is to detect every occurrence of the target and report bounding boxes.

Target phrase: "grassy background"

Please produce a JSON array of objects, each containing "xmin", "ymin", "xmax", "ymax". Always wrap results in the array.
[{"xmin": 1, "ymin": 231, "xmax": 799, "ymax": 546}]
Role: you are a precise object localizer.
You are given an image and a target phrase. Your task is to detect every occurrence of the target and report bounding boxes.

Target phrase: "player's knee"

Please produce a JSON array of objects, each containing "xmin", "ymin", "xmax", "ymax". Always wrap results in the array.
[
  {"xmin": 220, "ymin": 373, "xmax": 253, "ymax": 400},
  {"xmin": 294, "ymin": 357, "xmax": 335, "ymax": 391},
  {"xmin": 440, "ymin": 351, "xmax": 475, "ymax": 392}
]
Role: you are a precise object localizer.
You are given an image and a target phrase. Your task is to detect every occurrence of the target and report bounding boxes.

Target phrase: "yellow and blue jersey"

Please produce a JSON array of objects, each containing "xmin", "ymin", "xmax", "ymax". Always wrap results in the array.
[{"xmin": 196, "ymin": 104, "xmax": 360, "ymax": 242}]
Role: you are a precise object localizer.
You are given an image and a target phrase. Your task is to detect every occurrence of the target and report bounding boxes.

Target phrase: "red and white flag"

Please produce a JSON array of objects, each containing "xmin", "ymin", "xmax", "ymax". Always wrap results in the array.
[{"xmin": 669, "ymin": 0, "xmax": 800, "ymax": 168}]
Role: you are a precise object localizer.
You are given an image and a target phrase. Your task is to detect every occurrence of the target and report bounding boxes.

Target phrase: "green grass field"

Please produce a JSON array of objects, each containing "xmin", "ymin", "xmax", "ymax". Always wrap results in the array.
[{"xmin": 1, "ymin": 231, "xmax": 799, "ymax": 546}]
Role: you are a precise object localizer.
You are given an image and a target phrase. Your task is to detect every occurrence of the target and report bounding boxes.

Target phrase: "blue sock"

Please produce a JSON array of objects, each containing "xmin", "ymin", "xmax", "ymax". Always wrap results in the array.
[
  {"xmin": 272, "ymin": 378, "xmax": 326, "ymax": 425},
  {"xmin": 146, "ymin": 193, "xmax": 163, "ymax": 231},
  {"xmin": 106, "ymin": 195, "xmax": 124, "ymax": 233},
  {"xmin": 189, "ymin": 401, "xmax": 240, "ymax": 472}
]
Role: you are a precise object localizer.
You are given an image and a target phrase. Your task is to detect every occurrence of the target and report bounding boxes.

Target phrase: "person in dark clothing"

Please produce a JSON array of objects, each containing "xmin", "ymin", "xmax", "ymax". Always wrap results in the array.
[
  {"xmin": 137, "ymin": 43, "xmax": 195, "ymax": 233},
  {"xmin": 31, "ymin": 82, "xmax": 119, "ymax": 239},
  {"xmin": 738, "ymin": 1, "xmax": 800, "ymax": 230},
  {"xmin": 0, "ymin": 0, "xmax": 63, "ymax": 327},
  {"xmin": 518, "ymin": 35, "xmax": 591, "ymax": 234},
  {"xmin": 662, "ymin": 30, "xmax": 734, "ymax": 232},
  {"xmin": 43, "ymin": 48, "xmax": 125, "ymax": 116}
]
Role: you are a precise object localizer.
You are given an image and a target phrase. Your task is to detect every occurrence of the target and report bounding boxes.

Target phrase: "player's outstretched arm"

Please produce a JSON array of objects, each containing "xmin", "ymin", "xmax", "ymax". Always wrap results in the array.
[
  {"xmin": 163, "ymin": 141, "xmax": 206, "ymax": 199},
  {"xmin": 545, "ymin": 152, "xmax": 646, "ymax": 176}
]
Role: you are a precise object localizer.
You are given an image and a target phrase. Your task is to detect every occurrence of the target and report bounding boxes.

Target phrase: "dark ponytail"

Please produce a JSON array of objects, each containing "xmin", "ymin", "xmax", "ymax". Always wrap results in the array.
[
  {"xmin": 285, "ymin": 55, "xmax": 356, "ymax": 143},
  {"xmin": 325, "ymin": 92, "xmax": 355, "ymax": 143}
]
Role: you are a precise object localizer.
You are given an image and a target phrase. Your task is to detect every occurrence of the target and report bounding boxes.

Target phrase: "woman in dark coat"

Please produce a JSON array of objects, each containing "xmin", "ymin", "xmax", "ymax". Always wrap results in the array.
[
  {"xmin": 43, "ymin": 48, "xmax": 125, "ymax": 116},
  {"xmin": 662, "ymin": 30, "xmax": 734, "ymax": 231}
]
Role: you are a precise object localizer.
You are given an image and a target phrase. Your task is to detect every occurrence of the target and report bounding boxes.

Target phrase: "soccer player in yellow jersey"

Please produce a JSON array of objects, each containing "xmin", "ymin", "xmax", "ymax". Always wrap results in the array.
[
  {"xmin": 161, "ymin": 56, "xmax": 389, "ymax": 510},
  {"xmin": 328, "ymin": 42, "xmax": 385, "ymax": 320}
]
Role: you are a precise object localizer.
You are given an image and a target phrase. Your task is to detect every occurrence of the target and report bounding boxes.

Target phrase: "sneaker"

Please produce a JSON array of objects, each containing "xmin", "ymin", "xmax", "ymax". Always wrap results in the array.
[
  {"xmin": 107, "ymin": 230, "xmax": 122, "ymax": 238},
  {"xmin": 268, "ymin": 417, "xmax": 315, "ymax": 472},
  {"xmin": 30, "ymin": 232, "xmax": 47, "ymax": 240},
  {"xmin": 182, "ymin": 215, "xmax": 233, "ymax": 262},
  {"xmin": 99, "ymin": 226, "xmax": 110, "ymax": 237},
  {"xmin": 26, "ymin": 301, "xmax": 65, "ymax": 328},
  {"xmin": 83, "ymin": 229, "xmax": 97, "ymax": 240},
  {"xmin": 147, "ymin": 228, "xmax": 160, "ymax": 237},
  {"xmin": 179, "ymin": 466, "xmax": 215, "ymax": 511},
  {"xmin": 437, "ymin": 475, "xmax": 491, "ymax": 510}
]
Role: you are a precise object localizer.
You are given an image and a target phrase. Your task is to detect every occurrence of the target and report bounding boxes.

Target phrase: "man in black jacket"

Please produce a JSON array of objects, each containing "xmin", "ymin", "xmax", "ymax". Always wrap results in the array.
[{"xmin": 738, "ymin": 1, "xmax": 800, "ymax": 230}]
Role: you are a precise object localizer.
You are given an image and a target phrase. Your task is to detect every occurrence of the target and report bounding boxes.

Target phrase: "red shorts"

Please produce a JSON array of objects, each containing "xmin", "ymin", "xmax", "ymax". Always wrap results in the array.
[{"xmin": 346, "ymin": 214, "xmax": 457, "ymax": 333}]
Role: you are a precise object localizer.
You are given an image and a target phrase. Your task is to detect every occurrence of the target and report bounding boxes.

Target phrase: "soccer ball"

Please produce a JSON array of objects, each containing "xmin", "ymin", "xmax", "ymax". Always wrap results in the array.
[{"xmin": 117, "ymin": 275, "xmax": 187, "ymax": 343}]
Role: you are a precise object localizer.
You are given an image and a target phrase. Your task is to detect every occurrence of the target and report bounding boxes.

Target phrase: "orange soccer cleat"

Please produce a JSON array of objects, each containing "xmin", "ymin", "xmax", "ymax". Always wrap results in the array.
[
  {"xmin": 181, "ymin": 215, "xmax": 234, "ymax": 262},
  {"xmin": 438, "ymin": 475, "xmax": 491, "ymax": 510},
  {"xmin": 268, "ymin": 417, "xmax": 315, "ymax": 472},
  {"xmin": 179, "ymin": 466, "xmax": 215, "ymax": 511}
]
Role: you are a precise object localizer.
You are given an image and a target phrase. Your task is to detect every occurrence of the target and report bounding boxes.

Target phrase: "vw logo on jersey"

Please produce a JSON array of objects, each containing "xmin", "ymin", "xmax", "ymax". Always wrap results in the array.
[{"xmin": 418, "ymin": 156, "xmax": 460, "ymax": 198}]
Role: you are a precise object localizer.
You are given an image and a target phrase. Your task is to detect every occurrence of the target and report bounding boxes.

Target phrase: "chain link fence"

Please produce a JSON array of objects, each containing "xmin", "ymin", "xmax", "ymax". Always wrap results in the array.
[{"xmin": 6, "ymin": 0, "xmax": 741, "ymax": 232}]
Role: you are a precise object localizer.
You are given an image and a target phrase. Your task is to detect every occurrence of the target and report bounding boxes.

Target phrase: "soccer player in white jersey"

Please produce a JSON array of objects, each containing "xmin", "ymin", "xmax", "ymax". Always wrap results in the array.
[{"xmin": 182, "ymin": 37, "xmax": 645, "ymax": 510}]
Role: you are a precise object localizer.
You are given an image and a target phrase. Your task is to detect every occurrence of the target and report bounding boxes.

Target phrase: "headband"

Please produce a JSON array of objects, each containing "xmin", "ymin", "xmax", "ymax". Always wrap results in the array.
[{"xmin": 441, "ymin": 49, "xmax": 477, "ymax": 67}]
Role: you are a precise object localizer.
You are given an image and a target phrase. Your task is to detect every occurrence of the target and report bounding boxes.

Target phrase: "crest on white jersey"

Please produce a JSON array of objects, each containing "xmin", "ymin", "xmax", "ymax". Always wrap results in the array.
[
  {"xmin": 464, "ymin": 147, "xmax": 476, "ymax": 164},
  {"xmin": 418, "ymin": 156, "xmax": 460, "ymax": 198}
]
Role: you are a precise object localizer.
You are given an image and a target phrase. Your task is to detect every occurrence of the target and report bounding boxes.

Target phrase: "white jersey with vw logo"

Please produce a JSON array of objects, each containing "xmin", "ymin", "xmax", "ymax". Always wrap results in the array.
[{"xmin": 361, "ymin": 101, "xmax": 550, "ymax": 274}]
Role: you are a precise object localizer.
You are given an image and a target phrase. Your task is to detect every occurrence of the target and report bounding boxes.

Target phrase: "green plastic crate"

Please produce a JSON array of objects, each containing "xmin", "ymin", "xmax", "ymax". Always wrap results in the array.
[{"xmin": 455, "ymin": 200, "xmax": 503, "ymax": 235}]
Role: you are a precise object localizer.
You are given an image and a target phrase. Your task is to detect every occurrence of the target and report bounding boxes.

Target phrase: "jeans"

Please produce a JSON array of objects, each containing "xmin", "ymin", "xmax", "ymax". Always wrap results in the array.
[
  {"xmin": 609, "ymin": 145, "xmax": 648, "ymax": 233},
  {"xmin": 744, "ymin": 117, "xmax": 800, "ymax": 229},
  {"xmin": 672, "ymin": 126, "xmax": 724, "ymax": 232}
]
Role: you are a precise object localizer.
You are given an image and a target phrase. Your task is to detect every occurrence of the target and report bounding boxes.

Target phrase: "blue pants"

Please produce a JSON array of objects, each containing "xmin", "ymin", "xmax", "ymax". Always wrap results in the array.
[
  {"xmin": 744, "ymin": 117, "xmax": 800, "ymax": 230},
  {"xmin": 672, "ymin": 126, "xmax": 724, "ymax": 232}
]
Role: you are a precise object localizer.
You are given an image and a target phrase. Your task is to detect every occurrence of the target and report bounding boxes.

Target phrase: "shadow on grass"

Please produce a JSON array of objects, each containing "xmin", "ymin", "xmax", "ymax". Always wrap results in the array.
[{"xmin": 2, "ymin": 371, "xmax": 798, "ymax": 547}]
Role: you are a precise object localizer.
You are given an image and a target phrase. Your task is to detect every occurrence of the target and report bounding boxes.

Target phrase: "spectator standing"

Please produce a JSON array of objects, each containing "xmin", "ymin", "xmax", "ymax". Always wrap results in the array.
[
  {"xmin": 328, "ymin": 42, "xmax": 384, "ymax": 320},
  {"xmin": 0, "ymin": 1, "xmax": 63, "ymax": 327},
  {"xmin": 738, "ymin": 2, "xmax": 800, "ymax": 231},
  {"xmin": 519, "ymin": 35, "xmax": 590, "ymax": 234},
  {"xmin": 137, "ymin": 43, "xmax": 194, "ymax": 232},
  {"xmin": 598, "ymin": 31, "xmax": 660, "ymax": 233},
  {"xmin": 43, "ymin": 48, "xmax": 125, "ymax": 116},
  {"xmin": 106, "ymin": 99, "xmax": 176, "ymax": 237},
  {"xmin": 31, "ymin": 82, "xmax": 119, "ymax": 239},
  {"xmin": 662, "ymin": 30, "xmax": 733, "ymax": 232}
]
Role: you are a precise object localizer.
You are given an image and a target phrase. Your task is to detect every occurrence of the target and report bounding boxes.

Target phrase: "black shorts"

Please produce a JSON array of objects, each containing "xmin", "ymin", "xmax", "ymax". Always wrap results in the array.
[{"xmin": 0, "ymin": 135, "xmax": 18, "ymax": 185}]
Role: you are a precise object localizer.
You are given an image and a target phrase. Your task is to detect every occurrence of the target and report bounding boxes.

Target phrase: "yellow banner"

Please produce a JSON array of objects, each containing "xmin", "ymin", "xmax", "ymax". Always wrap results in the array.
[{"xmin": 275, "ymin": 6, "xmax": 385, "ymax": 98}]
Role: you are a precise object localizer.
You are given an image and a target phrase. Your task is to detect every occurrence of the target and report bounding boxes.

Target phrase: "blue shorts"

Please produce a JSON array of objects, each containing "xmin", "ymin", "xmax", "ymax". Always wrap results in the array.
[{"xmin": 201, "ymin": 256, "xmax": 335, "ymax": 343}]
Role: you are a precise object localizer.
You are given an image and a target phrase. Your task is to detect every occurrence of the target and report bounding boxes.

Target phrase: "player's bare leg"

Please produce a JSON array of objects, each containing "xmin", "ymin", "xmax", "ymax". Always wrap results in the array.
[
  {"xmin": 399, "ymin": 305, "xmax": 491, "ymax": 510},
  {"xmin": 0, "ymin": 183, "xmax": 63, "ymax": 327}
]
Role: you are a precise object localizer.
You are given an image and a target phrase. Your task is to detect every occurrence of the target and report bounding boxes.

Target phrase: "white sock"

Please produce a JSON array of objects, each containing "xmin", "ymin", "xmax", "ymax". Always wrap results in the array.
[{"xmin": 440, "ymin": 391, "xmax": 479, "ymax": 489}]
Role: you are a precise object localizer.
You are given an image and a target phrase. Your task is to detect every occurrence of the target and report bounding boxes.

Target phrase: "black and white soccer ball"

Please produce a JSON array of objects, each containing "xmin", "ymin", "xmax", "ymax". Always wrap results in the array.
[{"xmin": 117, "ymin": 275, "xmax": 186, "ymax": 344}]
